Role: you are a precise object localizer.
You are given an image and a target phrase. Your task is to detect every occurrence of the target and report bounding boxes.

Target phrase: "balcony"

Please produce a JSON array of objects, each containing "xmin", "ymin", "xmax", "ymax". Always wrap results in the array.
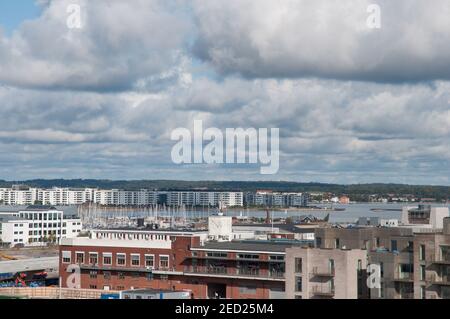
[
  {"xmin": 428, "ymin": 274, "xmax": 450, "ymax": 286},
  {"xmin": 310, "ymin": 285, "xmax": 335, "ymax": 297},
  {"xmin": 393, "ymin": 272, "xmax": 414, "ymax": 283},
  {"xmin": 433, "ymin": 255, "xmax": 450, "ymax": 265},
  {"xmin": 78, "ymin": 264, "xmax": 183, "ymax": 275},
  {"xmin": 310, "ymin": 267, "xmax": 335, "ymax": 277},
  {"xmin": 183, "ymin": 266, "xmax": 285, "ymax": 281}
]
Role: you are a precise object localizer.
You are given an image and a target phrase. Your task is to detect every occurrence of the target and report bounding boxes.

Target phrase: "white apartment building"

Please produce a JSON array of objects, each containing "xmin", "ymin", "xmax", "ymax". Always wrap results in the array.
[
  {"xmin": 0, "ymin": 205, "xmax": 82, "ymax": 247},
  {"xmin": 0, "ymin": 216, "xmax": 30, "ymax": 247},
  {"xmin": 251, "ymin": 191, "xmax": 308, "ymax": 207},
  {"xmin": 0, "ymin": 186, "xmax": 243, "ymax": 207},
  {"xmin": 94, "ymin": 189, "xmax": 158, "ymax": 206},
  {"xmin": 165, "ymin": 191, "xmax": 243, "ymax": 207},
  {"xmin": 0, "ymin": 186, "xmax": 95, "ymax": 206}
]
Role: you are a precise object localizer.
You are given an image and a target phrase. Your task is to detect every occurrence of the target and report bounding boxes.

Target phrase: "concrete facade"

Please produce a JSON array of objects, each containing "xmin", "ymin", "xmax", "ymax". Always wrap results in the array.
[{"xmin": 285, "ymin": 247, "xmax": 367, "ymax": 299}]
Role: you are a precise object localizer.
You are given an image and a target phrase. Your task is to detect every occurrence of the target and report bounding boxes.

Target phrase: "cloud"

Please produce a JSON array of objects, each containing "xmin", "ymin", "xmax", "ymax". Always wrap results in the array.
[
  {"xmin": 0, "ymin": 1, "xmax": 448, "ymax": 185},
  {"xmin": 0, "ymin": 76, "xmax": 448, "ymax": 184},
  {"xmin": 0, "ymin": 0, "xmax": 191, "ymax": 91},
  {"xmin": 192, "ymin": 0, "xmax": 450, "ymax": 82}
]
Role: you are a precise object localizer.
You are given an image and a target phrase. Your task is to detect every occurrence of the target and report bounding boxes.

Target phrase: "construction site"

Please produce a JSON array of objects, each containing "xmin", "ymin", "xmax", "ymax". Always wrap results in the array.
[{"xmin": 0, "ymin": 247, "xmax": 59, "ymax": 293}]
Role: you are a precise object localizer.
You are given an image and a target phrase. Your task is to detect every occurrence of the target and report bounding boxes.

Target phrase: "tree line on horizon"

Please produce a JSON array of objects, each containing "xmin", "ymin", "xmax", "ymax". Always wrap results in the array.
[{"xmin": 0, "ymin": 179, "xmax": 448, "ymax": 201}]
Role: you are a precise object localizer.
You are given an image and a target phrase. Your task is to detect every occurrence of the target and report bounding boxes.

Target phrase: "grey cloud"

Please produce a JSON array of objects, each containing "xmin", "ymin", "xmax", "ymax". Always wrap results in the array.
[
  {"xmin": 2, "ymin": 76, "xmax": 447, "ymax": 184},
  {"xmin": 0, "ymin": 0, "xmax": 191, "ymax": 91},
  {"xmin": 192, "ymin": 0, "xmax": 450, "ymax": 83}
]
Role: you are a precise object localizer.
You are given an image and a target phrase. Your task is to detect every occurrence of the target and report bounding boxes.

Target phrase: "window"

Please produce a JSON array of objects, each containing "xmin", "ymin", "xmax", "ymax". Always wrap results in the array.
[
  {"xmin": 334, "ymin": 238, "xmax": 340, "ymax": 249},
  {"xmin": 391, "ymin": 240, "xmax": 398, "ymax": 252},
  {"xmin": 117, "ymin": 253, "xmax": 126, "ymax": 266},
  {"xmin": 103, "ymin": 253, "xmax": 112, "ymax": 266},
  {"xmin": 160, "ymin": 255, "xmax": 169, "ymax": 269},
  {"xmin": 237, "ymin": 254, "xmax": 259, "ymax": 260},
  {"xmin": 62, "ymin": 251, "xmax": 71, "ymax": 264},
  {"xmin": 159, "ymin": 274, "xmax": 168, "ymax": 281},
  {"xmin": 295, "ymin": 276, "xmax": 302, "ymax": 292},
  {"xmin": 420, "ymin": 265, "xmax": 426, "ymax": 281},
  {"xmin": 131, "ymin": 254, "xmax": 140, "ymax": 267},
  {"xmin": 118, "ymin": 272, "xmax": 125, "ymax": 280},
  {"xmin": 206, "ymin": 252, "xmax": 228, "ymax": 258},
  {"xmin": 239, "ymin": 285, "xmax": 257, "ymax": 294},
  {"xmin": 316, "ymin": 237, "xmax": 322, "ymax": 247},
  {"xmin": 419, "ymin": 245, "xmax": 426, "ymax": 261},
  {"xmin": 76, "ymin": 252, "xmax": 84, "ymax": 264},
  {"xmin": 89, "ymin": 253, "xmax": 98, "ymax": 265},
  {"xmin": 89, "ymin": 271, "xmax": 97, "ymax": 279},
  {"xmin": 420, "ymin": 286, "xmax": 426, "ymax": 299},
  {"xmin": 407, "ymin": 241, "xmax": 414, "ymax": 252},
  {"xmin": 89, "ymin": 285, "xmax": 97, "ymax": 289},
  {"xmin": 269, "ymin": 255, "xmax": 284, "ymax": 261},
  {"xmin": 104, "ymin": 271, "xmax": 111, "ymax": 280},
  {"xmin": 295, "ymin": 258, "xmax": 302, "ymax": 273},
  {"xmin": 145, "ymin": 255, "xmax": 154, "ymax": 268}
]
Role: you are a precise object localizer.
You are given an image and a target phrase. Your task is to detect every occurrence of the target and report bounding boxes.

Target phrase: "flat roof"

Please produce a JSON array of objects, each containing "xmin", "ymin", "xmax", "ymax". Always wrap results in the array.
[
  {"xmin": 0, "ymin": 205, "xmax": 79, "ymax": 217},
  {"xmin": 0, "ymin": 216, "xmax": 27, "ymax": 222},
  {"xmin": 0, "ymin": 257, "xmax": 58, "ymax": 274},
  {"xmin": 234, "ymin": 223, "xmax": 317, "ymax": 233},
  {"xmin": 192, "ymin": 240, "xmax": 307, "ymax": 253},
  {"xmin": 93, "ymin": 227, "xmax": 207, "ymax": 234}
]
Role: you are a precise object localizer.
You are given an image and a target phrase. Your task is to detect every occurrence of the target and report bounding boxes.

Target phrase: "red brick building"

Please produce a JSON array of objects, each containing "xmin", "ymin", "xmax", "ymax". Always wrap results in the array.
[{"xmin": 59, "ymin": 229, "xmax": 306, "ymax": 299}]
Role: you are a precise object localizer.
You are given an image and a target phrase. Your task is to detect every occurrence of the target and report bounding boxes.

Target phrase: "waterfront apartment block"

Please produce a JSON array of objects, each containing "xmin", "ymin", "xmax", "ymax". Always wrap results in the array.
[
  {"xmin": 244, "ymin": 191, "xmax": 309, "ymax": 207},
  {"xmin": 0, "ymin": 186, "xmax": 244, "ymax": 207},
  {"xmin": 285, "ymin": 247, "xmax": 368, "ymax": 299},
  {"xmin": 0, "ymin": 205, "xmax": 82, "ymax": 247}
]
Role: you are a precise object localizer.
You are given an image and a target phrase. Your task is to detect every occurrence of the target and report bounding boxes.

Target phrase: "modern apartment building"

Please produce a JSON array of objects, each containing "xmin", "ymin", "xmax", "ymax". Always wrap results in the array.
[
  {"xmin": 0, "ymin": 186, "xmax": 244, "ymax": 207},
  {"xmin": 285, "ymin": 247, "xmax": 368, "ymax": 299},
  {"xmin": 0, "ymin": 215, "xmax": 29, "ymax": 247},
  {"xmin": 245, "ymin": 191, "xmax": 309, "ymax": 207},
  {"xmin": 0, "ymin": 205, "xmax": 82, "ymax": 247},
  {"xmin": 315, "ymin": 206, "xmax": 450, "ymax": 299}
]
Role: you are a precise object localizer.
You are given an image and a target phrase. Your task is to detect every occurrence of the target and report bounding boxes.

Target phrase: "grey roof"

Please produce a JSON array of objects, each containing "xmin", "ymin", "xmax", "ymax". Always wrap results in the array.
[
  {"xmin": 94, "ymin": 227, "xmax": 207, "ymax": 233},
  {"xmin": 194, "ymin": 240, "xmax": 306, "ymax": 253},
  {"xmin": 234, "ymin": 223, "xmax": 316, "ymax": 234},
  {"xmin": 0, "ymin": 215, "xmax": 26, "ymax": 222},
  {"xmin": 0, "ymin": 257, "xmax": 58, "ymax": 274},
  {"xmin": 0, "ymin": 205, "xmax": 79, "ymax": 217},
  {"xmin": 24, "ymin": 205, "xmax": 58, "ymax": 211}
]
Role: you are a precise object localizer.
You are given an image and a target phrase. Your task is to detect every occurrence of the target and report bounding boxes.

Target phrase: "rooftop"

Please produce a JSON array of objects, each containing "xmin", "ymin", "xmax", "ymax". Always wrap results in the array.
[
  {"xmin": 24, "ymin": 205, "xmax": 59, "ymax": 211},
  {"xmin": 193, "ymin": 240, "xmax": 309, "ymax": 253},
  {"xmin": 0, "ymin": 215, "xmax": 26, "ymax": 223},
  {"xmin": 234, "ymin": 223, "xmax": 317, "ymax": 234}
]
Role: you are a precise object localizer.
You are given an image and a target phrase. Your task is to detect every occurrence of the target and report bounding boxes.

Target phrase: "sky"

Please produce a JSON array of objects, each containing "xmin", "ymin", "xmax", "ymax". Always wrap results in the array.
[
  {"xmin": 0, "ymin": 0, "xmax": 449, "ymax": 185},
  {"xmin": 0, "ymin": 1, "xmax": 41, "ymax": 33}
]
